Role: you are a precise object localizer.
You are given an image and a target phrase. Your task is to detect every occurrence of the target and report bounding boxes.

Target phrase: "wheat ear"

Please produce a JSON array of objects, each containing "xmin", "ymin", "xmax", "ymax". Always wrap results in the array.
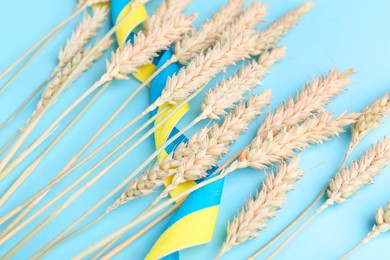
[
  {"xmin": 340, "ymin": 91, "xmax": 390, "ymax": 168},
  {"xmin": 74, "ymin": 111, "xmax": 357, "ymax": 259},
  {"xmin": 255, "ymin": 2, "xmax": 314, "ymax": 54},
  {"xmin": 175, "ymin": 0, "xmax": 246, "ymax": 64},
  {"xmin": 54, "ymin": 6, "xmax": 108, "ymax": 75},
  {"xmin": 342, "ymin": 200, "xmax": 390, "ymax": 259},
  {"xmin": 269, "ymin": 136, "xmax": 390, "ymax": 258},
  {"xmin": 216, "ymin": 157, "xmax": 303, "ymax": 259},
  {"xmin": 0, "ymin": 0, "xmax": 154, "ymax": 174}
]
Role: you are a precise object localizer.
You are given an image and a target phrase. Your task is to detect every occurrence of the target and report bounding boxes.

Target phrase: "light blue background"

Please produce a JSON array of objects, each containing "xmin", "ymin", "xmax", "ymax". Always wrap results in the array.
[{"xmin": 0, "ymin": 0, "xmax": 389, "ymax": 259}]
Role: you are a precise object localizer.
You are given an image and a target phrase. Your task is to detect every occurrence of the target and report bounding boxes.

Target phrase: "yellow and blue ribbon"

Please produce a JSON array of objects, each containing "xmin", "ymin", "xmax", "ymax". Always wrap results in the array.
[{"xmin": 111, "ymin": 1, "xmax": 225, "ymax": 259}]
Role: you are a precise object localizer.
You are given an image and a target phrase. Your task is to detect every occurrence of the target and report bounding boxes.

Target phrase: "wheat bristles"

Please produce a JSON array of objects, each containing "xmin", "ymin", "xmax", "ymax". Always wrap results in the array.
[
  {"xmin": 322, "ymin": 137, "xmax": 390, "ymax": 210},
  {"xmin": 254, "ymin": 2, "xmax": 314, "ymax": 55},
  {"xmin": 102, "ymin": 13, "xmax": 196, "ymax": 83},
  {"xmin": 34, "ymin": 38, "xmax": 113, "ymax": 116},
  {"xmin": 153, "ymin": 3, "xmax": 268, "ymax": 108},
  {"xmin": 113, "ymin": 93, "xmax": 271, "ymax": 206},
  {"xmin": 255, "ymin": 69, "xmax": 354, "ymax": 141},
  {"xmin": 235, "ymin": 111, "xmax": 360, "ymax": 171},
  {"xmin": 217, "ymin": 157, "xmax": 303, "ymax": 258},
  {"xmin": 175, "ymin": 0, "xmax": 246, "ymax": 64},
  {"xmin": 202, "ymin": 46, "xmax": 286, "ymax": 120},
  {"xmin": 54, "ymin": 6, "xmax": 107, "ymax": 75},
  {"xmin": 350, "ymin": 92, "xmax": 390, "ymax": 151}
]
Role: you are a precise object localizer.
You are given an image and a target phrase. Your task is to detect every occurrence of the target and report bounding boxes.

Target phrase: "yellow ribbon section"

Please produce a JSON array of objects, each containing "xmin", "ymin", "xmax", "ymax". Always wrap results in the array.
[
  {"xmin": 116, "ymin": 1, "xmax": 156, "ymax": 82},
  {"xmin": 145, "ymin": 206, "xmax": 220, "ymax": 260}
]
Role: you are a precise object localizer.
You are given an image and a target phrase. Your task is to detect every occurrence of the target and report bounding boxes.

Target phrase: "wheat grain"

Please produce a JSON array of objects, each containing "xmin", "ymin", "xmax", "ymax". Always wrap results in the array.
[
  {"xmin": 322, "ymin": 137, "xmax": 390, "ymax": 211},
  {"xmin": 254, "ymin": 2, "xmax": 314, "ymax": 55},
  {"xmin": 217, "ymin": 157, "xmax": 303, "ymax": 258},
  {"xmin": 175, "ymin": 0, "xmax": 246, "ymax": 64},
  {"xmin": 54, "ymin": 6, "xmax": 108, "ymax": 75}
]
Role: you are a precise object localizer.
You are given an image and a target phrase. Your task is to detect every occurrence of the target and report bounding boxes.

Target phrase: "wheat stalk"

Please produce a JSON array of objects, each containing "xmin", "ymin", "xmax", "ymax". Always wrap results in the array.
[
  {"xmin": 343, "ymin": 200, "xmax": 390, "ymax": 258},
  {"xmin": 217, "ymin": 157, "xmax": 303, "ymax": 258},
  {"xmin": 175, "ymin": 0, "xmax": 246, "ymax": 64},
  {"xmin": 269, "ymin": 136, "xmax": 390, "ymax": 258},
  {"xmin": 341, "ymin": 91, "xmax": 390, "ymax": 168}
]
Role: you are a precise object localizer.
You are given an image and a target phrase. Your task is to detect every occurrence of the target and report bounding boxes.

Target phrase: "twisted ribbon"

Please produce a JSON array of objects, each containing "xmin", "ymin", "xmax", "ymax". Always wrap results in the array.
[{"xmin": 111, "ymin": 1, "xmax": 225, "ymax": 259}]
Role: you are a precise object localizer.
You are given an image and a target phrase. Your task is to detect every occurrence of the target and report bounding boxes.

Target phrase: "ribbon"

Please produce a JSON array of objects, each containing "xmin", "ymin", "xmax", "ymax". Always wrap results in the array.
[{"xmin": 111, "ymin": 1, "xmax": 225, "ymax": 259}]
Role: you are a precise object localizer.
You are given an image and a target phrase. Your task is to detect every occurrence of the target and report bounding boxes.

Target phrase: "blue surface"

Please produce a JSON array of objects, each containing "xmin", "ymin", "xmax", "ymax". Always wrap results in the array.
[{"xmin": 0, "ymin": 0, "xmax": 389, "ymax": 259}]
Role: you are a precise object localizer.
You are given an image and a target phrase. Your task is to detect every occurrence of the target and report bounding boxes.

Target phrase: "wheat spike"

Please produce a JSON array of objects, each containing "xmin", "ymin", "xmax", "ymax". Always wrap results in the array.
[
  {"xmin": 350, "ymin": 92, "xmax": 390, "ymax": 151},
  {"xmin": 101, "ymin": 13, "xmax": 196, "ymax": 83},
  {"xmin": 34, "ymin": 38, "xmax": 113, "ymax": 117},
  {"xmin": 254, "ymin": 2, "xmax": 314, "ymax": 54},
  {"xmin": 54, "ymin": 6, "xmax": 107, "ymax": 75},
  {"xmin": 236, "ymin": 111, "xmax": 359, "ymax": 171},
  {"xmin": 202, "ymin": 46, "xmax": 286, "ymax": 120},
  {"xmin": 255, "ymin": 69, "xmax": 354, "ymax": 140},
  {"xmin": 217, "ymin": 157, "xmax": 303, "ymax": 258},
  {"xmin": 322, "ymin": 137, "xmax": 390, "ymax": 210},
  {"xmin": 175, "ymin": 0, "xmax": 246, "ymax": 64}
]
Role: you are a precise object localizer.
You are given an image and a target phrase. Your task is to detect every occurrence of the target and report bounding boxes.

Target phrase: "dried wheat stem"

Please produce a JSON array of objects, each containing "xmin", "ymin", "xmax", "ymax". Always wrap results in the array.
[
  {"xmin": 341, "ymin": 91, "xmax": 390, "ymax": 168},
  {"xmin": 0, "ymin": 5, "xmax": 87, "ymax": 82},
  {"xmin": 269, "ymin": 136, "xmax": 390, "ymax": 258},
  {"xmin": 175, "ymin": 0, "xmax": 246, "ymax": 64},
  {"xmin": 216, "ymin": 157, "xmax": 303, "ymax": 259},
  {"xmin": 342, "ymin": 201, "xmax": 390, "ymax": 259},
  {"xmin": 0, "ymin": 83, "xmax": 110, "ymax": 215}
]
